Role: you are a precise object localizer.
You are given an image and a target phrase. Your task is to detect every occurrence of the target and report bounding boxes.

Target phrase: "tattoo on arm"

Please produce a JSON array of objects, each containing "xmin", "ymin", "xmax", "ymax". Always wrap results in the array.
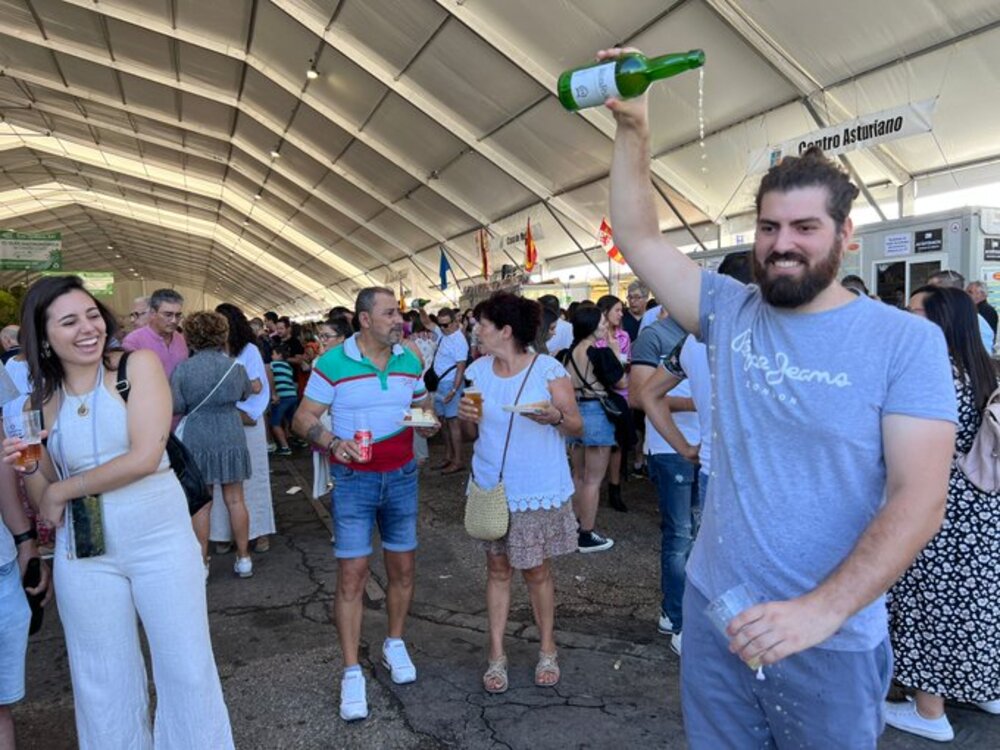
[{"xmin": 305, "ymin": 423, "xmax": 326, "ymax": 446}]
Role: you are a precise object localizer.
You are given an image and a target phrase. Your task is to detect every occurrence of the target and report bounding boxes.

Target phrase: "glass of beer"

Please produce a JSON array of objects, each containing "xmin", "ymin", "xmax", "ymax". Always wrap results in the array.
[
  {"xmin": 464, "ymin": 387, "xmax": 483, "ymax": 420},
  {"xmin": 4, "ymin": 410, "xmax": 42, "ymax": 469}
]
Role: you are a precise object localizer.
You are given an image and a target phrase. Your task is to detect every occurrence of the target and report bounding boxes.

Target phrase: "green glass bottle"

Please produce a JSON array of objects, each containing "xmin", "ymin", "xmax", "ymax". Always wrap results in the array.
[{"xmin": 557, "ymin": 50, "xmax": 705, "ymax": 111}]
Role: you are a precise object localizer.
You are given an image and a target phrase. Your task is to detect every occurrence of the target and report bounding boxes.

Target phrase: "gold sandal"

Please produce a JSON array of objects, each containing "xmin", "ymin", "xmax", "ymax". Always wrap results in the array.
[
  {"xmin": 483, "ymin": 654, "xmax": 508, "ymax": 694},
  {"xmin": 534, "ymin": 650, "xmax": 560, "ymax": 687}
]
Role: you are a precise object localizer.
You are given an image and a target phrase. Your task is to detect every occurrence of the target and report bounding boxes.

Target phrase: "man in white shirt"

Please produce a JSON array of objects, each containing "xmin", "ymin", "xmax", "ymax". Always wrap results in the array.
[
  {"xmin": 421, "ymin": 307, "xmax": 469, "ymax": 474},
  {"xmin": 539, "ymin": 295, "xmax": 573, "ymax": 355}
]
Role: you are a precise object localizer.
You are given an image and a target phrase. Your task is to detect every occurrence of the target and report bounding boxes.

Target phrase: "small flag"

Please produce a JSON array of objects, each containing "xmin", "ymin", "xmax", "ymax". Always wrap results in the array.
[
  {"xmin": 525, "ymin": 218, "xmax": 538, "ymax": 272},
  {"xmin": 476, "ymin": 228, "xmax": 491, "ymax": 279},
  {"xmin": 439, "ymin": 247, "xmax": 452, "ymax": 291},
  {"xmin": 599, "ymin": 217, "xmax": 625, "ymax": 265},
  {"xmin": 398, "ymin": 280, "xmax": 407, "ymax": 312}
]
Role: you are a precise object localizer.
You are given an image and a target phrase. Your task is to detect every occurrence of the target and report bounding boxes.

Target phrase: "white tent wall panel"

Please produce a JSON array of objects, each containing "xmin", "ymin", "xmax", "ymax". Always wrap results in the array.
[
  {"xmin": 403, "ymin": 19, "xmax": 545, "ymax": 137},
  {"xmin": 741, "ymin": 0, "xmax": 1000, "ymax": 88},
  {"xmin": 175, "ymin": 0, "xmax": 253, "ymax": 51},
  {"xmin": 330, "ymin": 0, "xmax": 448, "ymax": 73},
  {"xmin": 486, "ymin": 98, "xmax": 613, "ymax": 195},
  {"xmin": 362, "ymin": 93, "xmax": 467, "ymax": 178},
  {"xmin": 435, "ymin": 150, "xmax": 536, "ymax": 221}
]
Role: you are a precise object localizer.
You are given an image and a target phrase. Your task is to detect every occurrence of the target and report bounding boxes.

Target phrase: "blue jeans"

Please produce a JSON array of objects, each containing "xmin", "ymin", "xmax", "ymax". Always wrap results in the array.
[
  {"xmin": 330, "ymin": 460, "xmax": 419, "ymax": 558},
  {"xmin": 648, "ymin": 453, "xmax": 701, "ymax": 630},
  {"xmin": 681, "ymin": 584, "xmax": 892, "ymax": 748}
]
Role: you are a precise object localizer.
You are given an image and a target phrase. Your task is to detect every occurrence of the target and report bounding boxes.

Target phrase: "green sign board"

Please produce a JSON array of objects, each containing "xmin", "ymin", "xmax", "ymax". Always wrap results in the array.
[
  {"xmin": 0, "ymin": 231, "xmax": 62, "ymax": 270},
  {"xmin": 39, "ymin": 271, "xmax": 115, "ymax": 297}
]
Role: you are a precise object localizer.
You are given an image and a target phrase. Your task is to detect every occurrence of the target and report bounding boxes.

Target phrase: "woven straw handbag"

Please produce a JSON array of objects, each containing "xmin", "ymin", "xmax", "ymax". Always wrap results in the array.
[{"xmin": 465, "ymin": 356, "xmax": 539, "ymax": 541}]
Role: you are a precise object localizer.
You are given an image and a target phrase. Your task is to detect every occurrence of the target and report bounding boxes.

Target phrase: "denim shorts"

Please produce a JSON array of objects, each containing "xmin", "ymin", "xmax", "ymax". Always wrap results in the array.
[
  {"xmin": 0, "ymin": 560, "xmax": 30, "ymax": 704},
  {"xmin": 330, "ymin": 460, "xmax": 419, "ymax": 558},
  {"xmin": 270, "ymin": 395, "xmax": 299, "ymax": 426},
  {"xmin": 567, "ymin": 400, "xmax": 616, "ymax": 447},
  {"xmin": 433, "ymin": 378, "xmax": 464, "ymax": 419}
]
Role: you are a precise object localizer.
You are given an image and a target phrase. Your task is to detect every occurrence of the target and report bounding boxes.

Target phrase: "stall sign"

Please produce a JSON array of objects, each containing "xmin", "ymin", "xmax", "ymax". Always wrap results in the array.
[{"xmin": 914, "ymin": 228, "xmax": 943, "ymax": 254}]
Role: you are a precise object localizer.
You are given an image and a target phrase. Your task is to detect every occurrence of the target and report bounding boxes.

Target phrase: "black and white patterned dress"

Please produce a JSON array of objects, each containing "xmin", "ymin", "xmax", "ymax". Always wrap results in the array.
[{"xmin": 888, "ymin": 368, "xmax": 1000, "ymax": 702}]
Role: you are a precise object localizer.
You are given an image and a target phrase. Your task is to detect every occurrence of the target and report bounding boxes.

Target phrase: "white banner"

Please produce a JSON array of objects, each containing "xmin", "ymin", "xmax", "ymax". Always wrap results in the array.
[{"xmin": 747, "ymin": 98, "xmax": 937, "ymax": 175}]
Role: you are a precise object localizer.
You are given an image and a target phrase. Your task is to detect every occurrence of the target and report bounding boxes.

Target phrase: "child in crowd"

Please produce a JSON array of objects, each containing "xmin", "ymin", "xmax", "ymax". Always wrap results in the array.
[{"xmin": 269, "ymin": 344, "xmax": 299, "ymax": 456}]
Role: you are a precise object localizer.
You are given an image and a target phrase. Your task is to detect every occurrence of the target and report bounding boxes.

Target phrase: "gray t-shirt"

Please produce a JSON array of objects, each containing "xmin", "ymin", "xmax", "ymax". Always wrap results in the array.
[
  {"xmin": 630, "ymin": 316, "xmax": 687, "ymax": 369},
  {"xmin": 690, "ymin": 270, "xmax": 957, "ymax": 651}
]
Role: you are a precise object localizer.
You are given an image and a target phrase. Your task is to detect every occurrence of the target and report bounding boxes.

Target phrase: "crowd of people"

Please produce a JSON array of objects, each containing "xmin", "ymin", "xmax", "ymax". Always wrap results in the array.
[{"xmin": 0, "ymin": 46, "xmax": 999, "ymax": 750}]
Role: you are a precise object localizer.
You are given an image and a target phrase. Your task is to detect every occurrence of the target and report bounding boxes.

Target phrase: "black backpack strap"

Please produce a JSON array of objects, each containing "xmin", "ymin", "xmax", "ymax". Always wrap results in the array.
[{"xmin": 116, "ymin": 351, "xmax": 132, "ymax": 401}]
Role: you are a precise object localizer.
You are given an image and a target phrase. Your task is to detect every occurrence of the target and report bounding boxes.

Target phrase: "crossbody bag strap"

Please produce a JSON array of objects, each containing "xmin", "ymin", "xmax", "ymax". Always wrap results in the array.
[
  {"xmin": 497, "ymin": 354, "xmax": 539, "ymax": 481},
  {"xmin": 186, "ymin": 358, "xmax": 239, "ymax": 419},
  {"xmin": 567, "ymin": 347, "xmax": 601, "ymax": 397}
]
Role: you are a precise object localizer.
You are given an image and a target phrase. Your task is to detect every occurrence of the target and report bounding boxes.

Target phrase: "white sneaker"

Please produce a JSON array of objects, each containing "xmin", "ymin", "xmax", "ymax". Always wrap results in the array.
[
  {"xmin": 234, "ymin": 556, "xmax": 253, "ymax": 578},
  {"xmin": 670, "ymin": 632, "xmax": 682, "ymax": 656},
  {"xmin": 204, "ymin": 561, "xmax": 210, "ymax": 582},
  {"xmin": 884, "ymin": 700, "xmax": 954, "ymax": 742},
  {"xmin": 657, "ymin": 611, "xmax": 676, "ymax": 635},
  {"xmin": 382, "ymin": 639, "xmax": 417, "ymax": 684},
  {"xmin": 976, "ymin": 698, "xmax": 1000, "ymax": 714},
  {"xmin": 340, "ymin": 669, "xmax": 368, "ymax": 721}
]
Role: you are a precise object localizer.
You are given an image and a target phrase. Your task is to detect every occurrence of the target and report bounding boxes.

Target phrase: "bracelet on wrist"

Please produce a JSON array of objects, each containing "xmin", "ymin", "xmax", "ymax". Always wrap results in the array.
[
  {"xmin": 12, "ymin": 528, "xmax": 37, "ymax": 546},
  {"xmin": 22, "ymin": 461, "xmax": 39, "ymax": 476}
]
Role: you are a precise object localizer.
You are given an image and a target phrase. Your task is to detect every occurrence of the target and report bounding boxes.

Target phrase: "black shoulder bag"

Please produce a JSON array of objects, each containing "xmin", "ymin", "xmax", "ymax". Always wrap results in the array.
[
  {"xmin": 423, "ymin": 340, "xmax": 457, "ymax": 393},
  {"xmin": 116, "ymin": 352, "xmax": 212, "ymax": 516}
]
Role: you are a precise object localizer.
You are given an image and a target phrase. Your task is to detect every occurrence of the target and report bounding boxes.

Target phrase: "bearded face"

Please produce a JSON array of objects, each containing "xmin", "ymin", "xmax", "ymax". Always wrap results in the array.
[{"xmin": 752, "ymin": 236, "xmax": 843, "ymax": 308}]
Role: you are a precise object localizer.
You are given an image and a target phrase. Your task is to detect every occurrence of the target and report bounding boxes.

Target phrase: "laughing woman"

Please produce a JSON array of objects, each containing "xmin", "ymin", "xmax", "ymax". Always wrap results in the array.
[
  {"xmin": 3, "ymin": 275, "xmax": 232, "ymax": 749},
  {"xmin": 458, "ymin": 292, "xmax": 582, "ymax": 693}
]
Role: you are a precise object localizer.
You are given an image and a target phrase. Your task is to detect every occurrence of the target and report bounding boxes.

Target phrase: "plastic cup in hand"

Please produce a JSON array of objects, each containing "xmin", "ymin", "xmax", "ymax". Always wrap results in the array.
[
  {"xmin": 706, "ymin": 583, "xmax": 766, "ymax": 675},
  {"xmin": 465, "ymin": 387, "xmax": 483, "ymax": 420},
  {"xmin": 4, "ymin": 410, "xmax": 42, "ymax": 468}
]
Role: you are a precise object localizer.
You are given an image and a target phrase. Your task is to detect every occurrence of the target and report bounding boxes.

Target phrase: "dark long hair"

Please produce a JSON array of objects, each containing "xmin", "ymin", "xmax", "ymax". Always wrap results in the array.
[
  {"xmin": 570, "ymin": 303, "xmax": 602, "ymax": 351},
  {"xmin": 20, "ymin": 275, "xmax": 120, "ymax": 408},
  {"xmin": 921, "ymin": 286, "xmax": 998, "ymax": 409},
  {"xmin": 214, "ymin": 303, "xmax": 255, "ymax": 356}
]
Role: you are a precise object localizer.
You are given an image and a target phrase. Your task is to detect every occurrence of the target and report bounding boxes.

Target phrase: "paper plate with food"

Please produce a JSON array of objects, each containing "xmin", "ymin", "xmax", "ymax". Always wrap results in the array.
[
  {"xmin": 400, "ymin": 407, "xmax": 438, "ymax": 428},
  {"xmin": 501, "ymin": 401, "xmax": 548, "ymax": 415}
]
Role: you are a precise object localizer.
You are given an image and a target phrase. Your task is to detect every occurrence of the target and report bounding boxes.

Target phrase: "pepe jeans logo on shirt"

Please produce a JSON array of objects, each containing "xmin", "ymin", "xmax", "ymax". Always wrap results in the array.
[{"xmin": 731, "ymin": 330, "xmax": 852, "ymax": 403}]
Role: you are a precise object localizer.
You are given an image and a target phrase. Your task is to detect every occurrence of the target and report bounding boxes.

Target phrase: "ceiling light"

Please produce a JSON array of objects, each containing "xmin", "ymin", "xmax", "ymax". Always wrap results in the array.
[
  {"xmin": 253, "ymin": 193, "xmax": 261, "ymax": 200},
  {"xmin": 269, "ymin": 149, "xmax": 281, "ymax": 159},
  {"xmin": 306, "ymin": 67, "xmax": 319, "ymax": 80},
  {"xmin": 242, "ymin": 219, "xmax": 249, "ymax": 226},
  {"xmin": 106, "ymin": 244, "xmax": 113, "ymax": 250}
]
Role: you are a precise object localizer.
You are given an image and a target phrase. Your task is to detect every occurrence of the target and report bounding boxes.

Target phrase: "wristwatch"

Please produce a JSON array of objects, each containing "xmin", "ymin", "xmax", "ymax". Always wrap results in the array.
[{"xmin": 13, "ymin": 528, "xmax": 37, "ymax": 547}]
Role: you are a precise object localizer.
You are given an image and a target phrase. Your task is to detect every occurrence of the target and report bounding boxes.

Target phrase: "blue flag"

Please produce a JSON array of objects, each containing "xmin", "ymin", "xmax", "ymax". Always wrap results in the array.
[{"xmin": 439, "ymin": 248, "xmax": 451, "ymax": 290}]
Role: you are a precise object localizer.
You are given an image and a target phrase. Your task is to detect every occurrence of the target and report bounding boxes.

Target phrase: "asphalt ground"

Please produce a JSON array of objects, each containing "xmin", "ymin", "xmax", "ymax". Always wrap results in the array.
[{"xmin": 11, "ymin": 444, "xmax": 1000, "ymax": 748}]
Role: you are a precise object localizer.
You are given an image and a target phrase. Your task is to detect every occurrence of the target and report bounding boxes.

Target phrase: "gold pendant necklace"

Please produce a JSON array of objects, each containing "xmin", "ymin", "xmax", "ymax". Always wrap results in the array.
[{"xmin": 64, "ymin": 367, "xmax": 101, "ymax": 417}]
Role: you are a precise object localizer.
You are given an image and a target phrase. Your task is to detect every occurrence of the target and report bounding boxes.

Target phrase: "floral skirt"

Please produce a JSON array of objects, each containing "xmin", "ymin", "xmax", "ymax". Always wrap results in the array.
[{"xmin": 481, "ymin": 500, "xmax": 577, "ymax": 570}]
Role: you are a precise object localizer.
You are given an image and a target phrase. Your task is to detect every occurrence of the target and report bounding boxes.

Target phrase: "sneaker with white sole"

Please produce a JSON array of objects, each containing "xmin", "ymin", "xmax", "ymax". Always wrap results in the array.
[
  {"xmin": 234, "ymin": 556, "xmax": 253, "ymax": 578},
  {"xmin": 340, "ymin": 669, "xmax": 368, "ymax": 721},
  {"xmin": 884, "ymin": 700, "xmax": 954, "ymax": 742},
  {"xmin": 670, "ymin": 632, "xmax": 682, "ymax": 656},
  {"xmin": 657, "ymin": 611, "xmax": 676, "ymax": 635},
  {"xmin": 976, "ymin": 698, "xmax": 1000, "ymax": 714},
  {"xmin": 382, "ymin": 639, "xmax": 417, "ymax": 684},
  {"xmin": 578, "ymin": 530, "xmax": 614, "ymax": 553}
]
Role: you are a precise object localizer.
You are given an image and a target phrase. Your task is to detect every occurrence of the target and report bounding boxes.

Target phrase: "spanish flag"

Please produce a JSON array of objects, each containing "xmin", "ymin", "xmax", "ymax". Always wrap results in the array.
[
  {"xmin": 599, "ymin": 217, "xmax": 625, "ymax": 265},
  {"xmin": 525, "ymin": 218, "xmax": 538, "ymax": 272}
]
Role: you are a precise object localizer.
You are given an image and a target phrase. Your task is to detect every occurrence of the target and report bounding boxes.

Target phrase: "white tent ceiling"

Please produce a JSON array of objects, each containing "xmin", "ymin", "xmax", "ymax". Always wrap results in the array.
[{"xmin": 0, "ymin": 0, "xmax": 998, "ymax": 315}]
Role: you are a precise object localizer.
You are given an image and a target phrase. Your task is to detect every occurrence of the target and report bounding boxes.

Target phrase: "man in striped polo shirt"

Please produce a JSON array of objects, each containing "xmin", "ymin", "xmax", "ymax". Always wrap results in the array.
[{"xmin": 293, "ymin": 287, "xmax": 439, "ymax": 723}]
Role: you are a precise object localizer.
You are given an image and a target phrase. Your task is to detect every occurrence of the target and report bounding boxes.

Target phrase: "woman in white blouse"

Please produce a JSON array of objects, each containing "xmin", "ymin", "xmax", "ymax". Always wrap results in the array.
[{"xmin": 458, "ymin": 293, "xmax": 582, "ymax": 694}]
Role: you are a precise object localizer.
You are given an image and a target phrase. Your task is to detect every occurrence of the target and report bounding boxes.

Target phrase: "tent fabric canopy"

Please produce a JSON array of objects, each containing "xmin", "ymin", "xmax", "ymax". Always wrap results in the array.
[{"xmin": 0, "ymin": 0, "xmax": 997, "ymax": 315}]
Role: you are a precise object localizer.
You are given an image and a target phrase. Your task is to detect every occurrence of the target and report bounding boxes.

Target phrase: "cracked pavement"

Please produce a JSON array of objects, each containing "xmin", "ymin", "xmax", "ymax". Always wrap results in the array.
[{"xmin": 12, "ymin": 448, "xmax": 999, "ymax": 748}]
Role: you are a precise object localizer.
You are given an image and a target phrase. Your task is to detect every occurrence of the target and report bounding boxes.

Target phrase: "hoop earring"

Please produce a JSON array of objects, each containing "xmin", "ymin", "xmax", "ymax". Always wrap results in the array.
[{"xmin": 41, "ymin": 341, "xmax": 51, "ymax": 358}]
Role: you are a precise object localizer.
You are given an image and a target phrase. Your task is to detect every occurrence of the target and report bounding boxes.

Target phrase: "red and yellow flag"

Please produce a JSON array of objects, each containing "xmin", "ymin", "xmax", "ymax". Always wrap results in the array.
[
  {"xmin": 525, "ymin": 218, "xmax": 538, "ymax": 272},
  {"xmin": 476, "ymin": 227, "xmax": 491, "ymax": 279},
  {"xmin": 599, "ymin": 217, "xmax": 625, "ymax": 265}
]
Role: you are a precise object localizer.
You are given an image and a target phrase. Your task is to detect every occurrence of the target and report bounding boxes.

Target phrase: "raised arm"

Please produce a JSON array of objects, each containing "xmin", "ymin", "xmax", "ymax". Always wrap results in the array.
[
  {"xmin": 604, "ymin": 48, "xmax": 702, "ymax": 335},
  {"xmin": 729, "ymin": 413, "xmax": 955, "ymax": 666}
]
